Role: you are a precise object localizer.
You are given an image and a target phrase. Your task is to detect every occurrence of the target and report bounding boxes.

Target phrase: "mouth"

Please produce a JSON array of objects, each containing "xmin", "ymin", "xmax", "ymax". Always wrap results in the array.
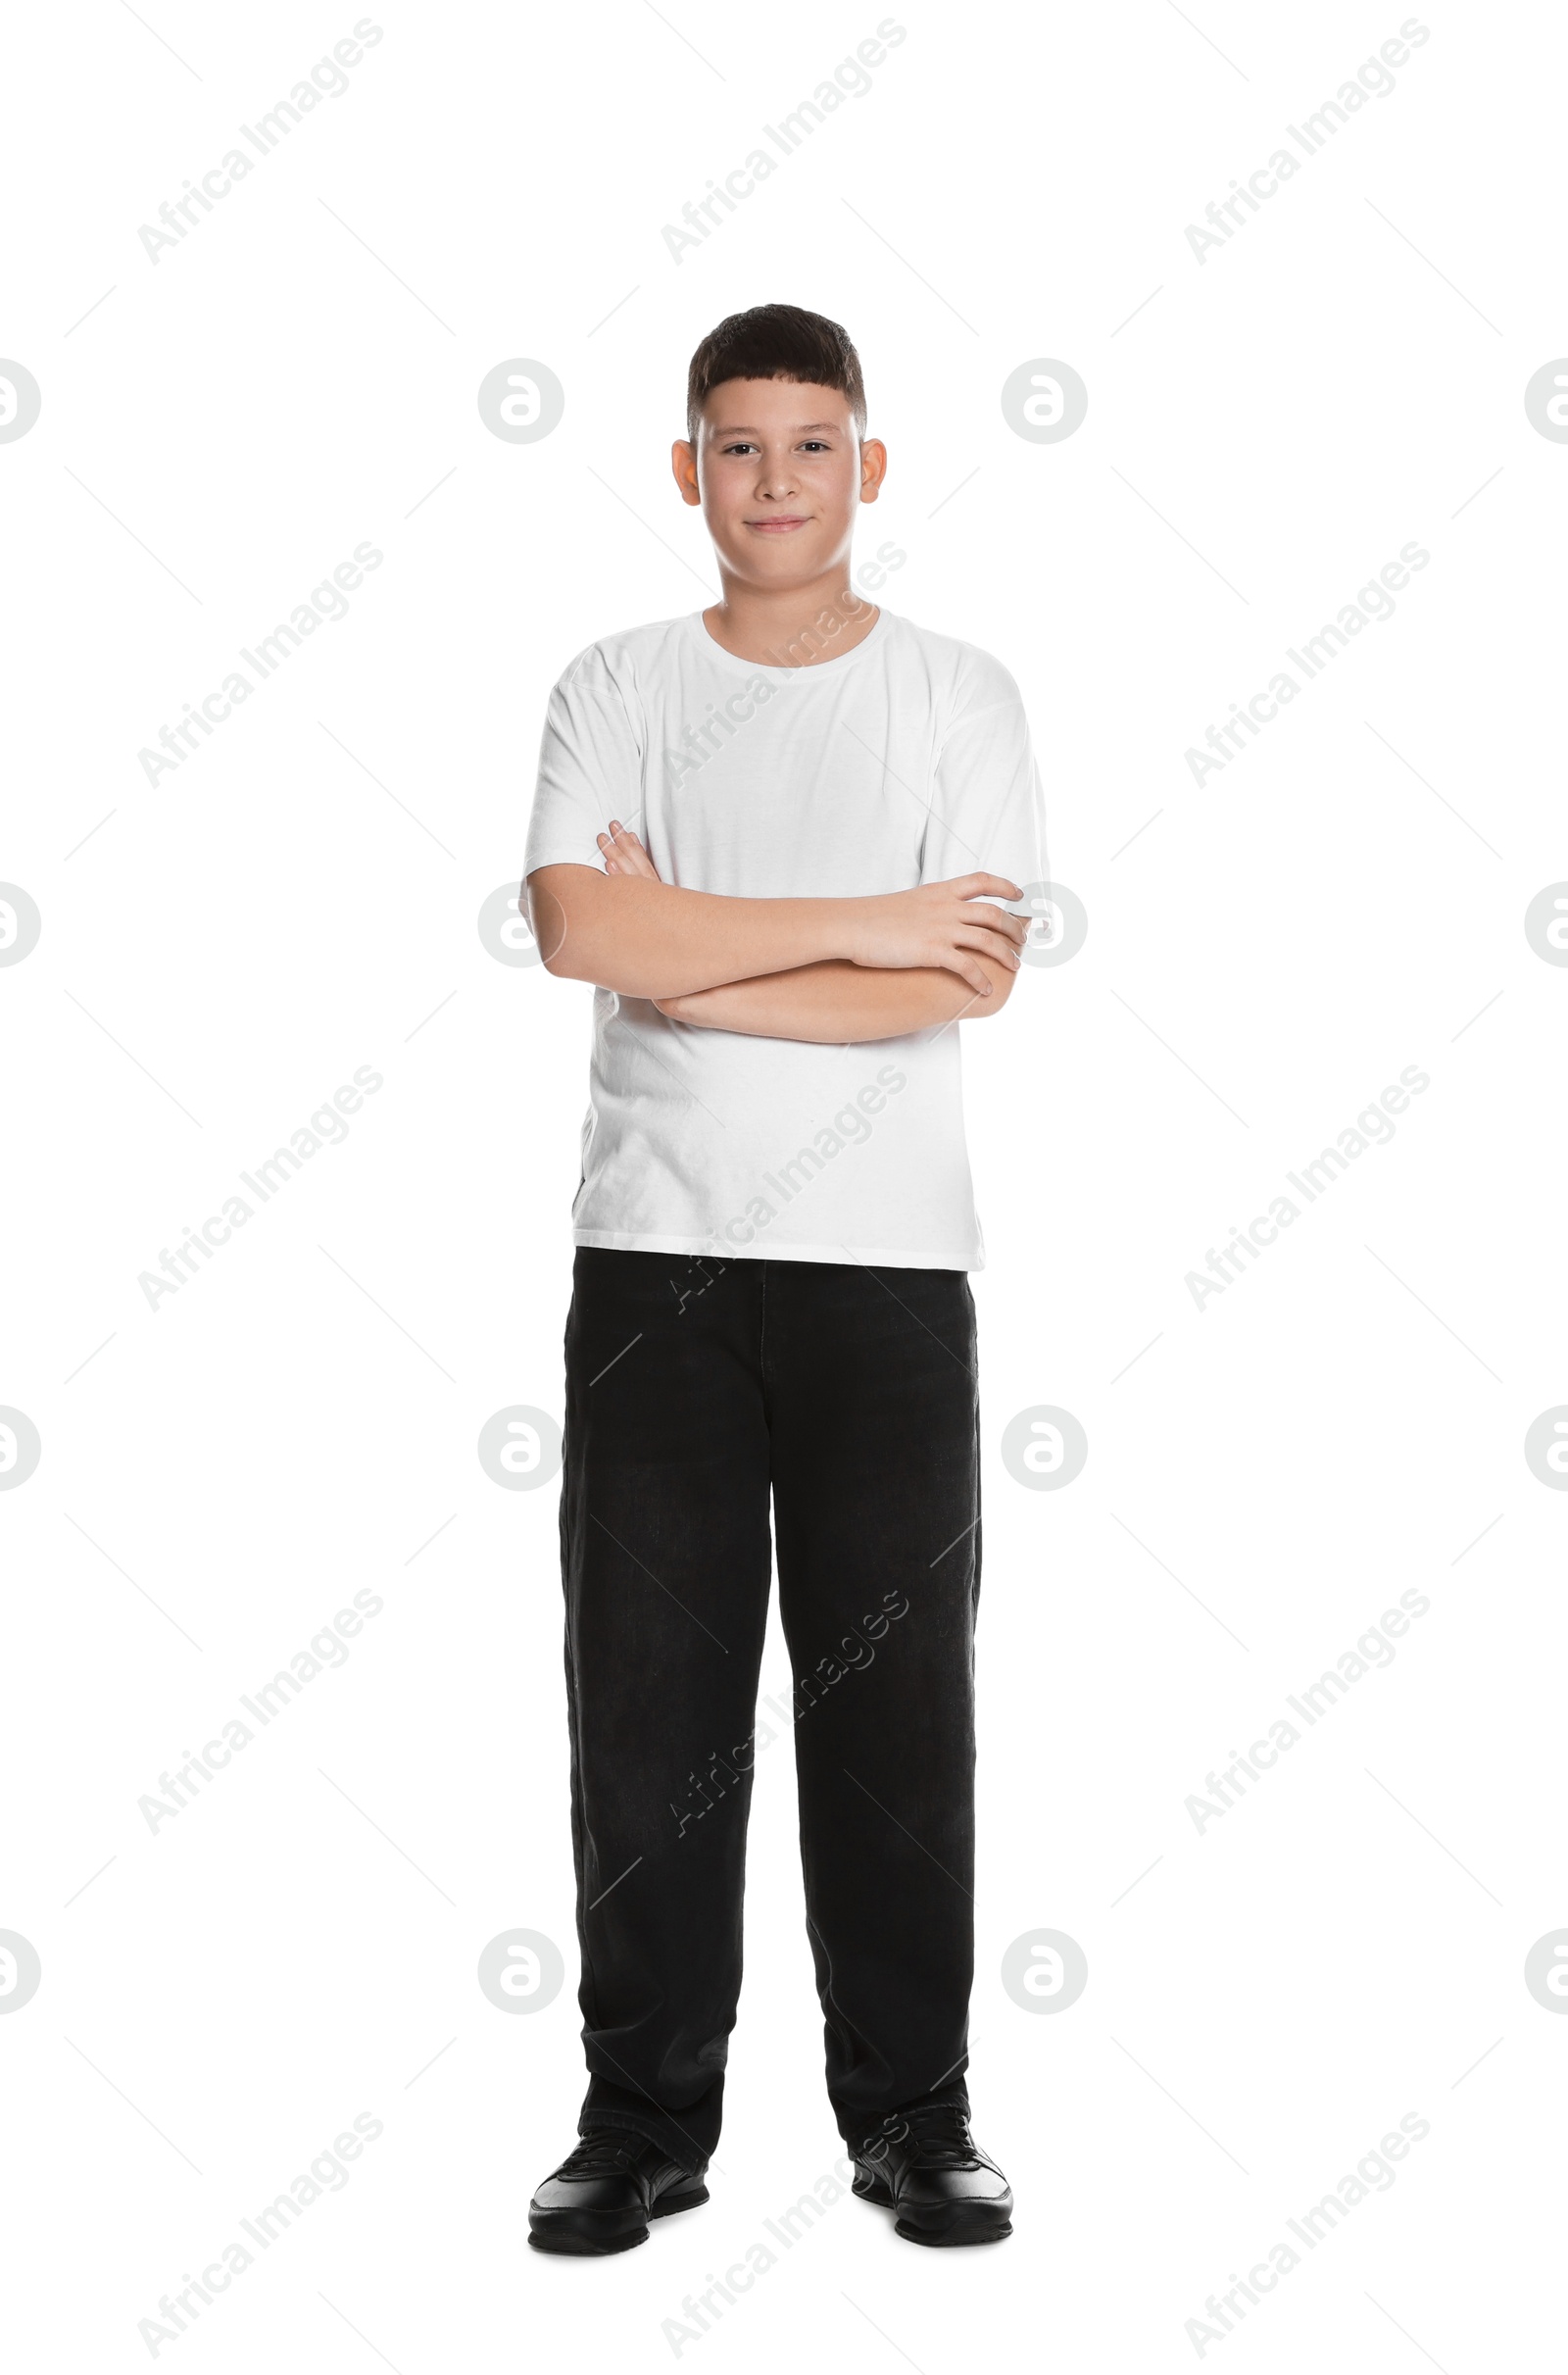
[{"xmin": 744, "ymin": 516, "xmax": 809, "ymax": 533}]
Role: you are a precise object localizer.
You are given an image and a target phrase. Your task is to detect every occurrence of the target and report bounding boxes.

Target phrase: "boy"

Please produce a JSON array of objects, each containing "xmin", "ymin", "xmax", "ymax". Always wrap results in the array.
[{"xmin": 522, "ymin": 303, "xmax": 1045, "ymax": 2254}]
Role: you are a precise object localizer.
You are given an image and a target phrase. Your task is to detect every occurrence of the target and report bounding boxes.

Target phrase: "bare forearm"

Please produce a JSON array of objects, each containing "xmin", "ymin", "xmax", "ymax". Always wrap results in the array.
[
  {"xmin": 528, "ymin": 867, "xmax": 853, "ymax": 998},
  {"xmin": 527, "ymin": 856, "xmax": 1027, "ymax": 1003},
  {"xmin": 657, "ymin": 957, "xmax": 1015, "ymax": 1042}
]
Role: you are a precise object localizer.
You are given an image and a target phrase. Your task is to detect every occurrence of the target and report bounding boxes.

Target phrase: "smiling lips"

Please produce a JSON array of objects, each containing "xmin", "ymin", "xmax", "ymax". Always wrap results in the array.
[{"xmin": 746, "ymin": 515, "xmax": 809, "ymax": 532}]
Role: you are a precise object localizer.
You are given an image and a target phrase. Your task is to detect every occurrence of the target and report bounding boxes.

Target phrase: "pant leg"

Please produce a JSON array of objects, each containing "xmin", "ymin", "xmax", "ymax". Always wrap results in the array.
[
  {"xmin": 559, "ymin": 1250, "xmax": 771, "ymax": 2169},
  {"xmin": 765, "ymin": 1259, "xmax": 982, "ymax": 2149}
]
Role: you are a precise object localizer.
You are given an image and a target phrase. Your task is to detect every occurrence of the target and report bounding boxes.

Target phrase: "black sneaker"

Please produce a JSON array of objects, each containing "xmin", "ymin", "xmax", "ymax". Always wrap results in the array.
[
  {"xmin": 528, "ymin": 2133, "xmax": 710, "ymax": 2255},
  {"xmin": 851, "ymin": 2106, "xmax": 1012, "ymax": 2247}
]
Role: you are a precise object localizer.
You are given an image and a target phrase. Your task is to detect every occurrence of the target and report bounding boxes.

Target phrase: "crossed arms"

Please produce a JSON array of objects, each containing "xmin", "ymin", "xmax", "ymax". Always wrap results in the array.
[{"xmin": 525, "ymin": 821, "xmax": 1028, "ymax": 1046}]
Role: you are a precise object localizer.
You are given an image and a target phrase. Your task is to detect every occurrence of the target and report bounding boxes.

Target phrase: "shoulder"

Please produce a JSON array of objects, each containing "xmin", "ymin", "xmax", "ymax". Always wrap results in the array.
[
  {"xmin": 881, "ymin": 612, "xmax": 1027, "ymax": 723},
  {"xmin": 550, "ymin": 615, "xmax": 692, "ymax": 700}
]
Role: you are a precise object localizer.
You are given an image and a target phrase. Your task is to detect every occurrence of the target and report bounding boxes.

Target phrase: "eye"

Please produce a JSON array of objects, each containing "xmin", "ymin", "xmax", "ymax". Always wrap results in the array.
[{"xmin": 799, "ymin": 440, "xmax": 830, "ymax": 453}]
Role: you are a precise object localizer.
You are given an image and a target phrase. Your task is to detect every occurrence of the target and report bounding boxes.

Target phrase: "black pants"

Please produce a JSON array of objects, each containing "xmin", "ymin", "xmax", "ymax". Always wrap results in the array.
[{"xmin": 557, "ymin": 1248, "xmax": 982, "ymax": 2171}]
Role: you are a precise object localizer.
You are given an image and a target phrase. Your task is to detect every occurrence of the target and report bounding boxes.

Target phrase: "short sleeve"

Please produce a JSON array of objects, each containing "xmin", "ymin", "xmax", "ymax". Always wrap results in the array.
[
  {"xmin": 523, "ymin": 650, "xmax": 646, "ymax": 876},
  {"xmin": 919, "ymin": 650, "xmax": 1047, "ymax": 902}
]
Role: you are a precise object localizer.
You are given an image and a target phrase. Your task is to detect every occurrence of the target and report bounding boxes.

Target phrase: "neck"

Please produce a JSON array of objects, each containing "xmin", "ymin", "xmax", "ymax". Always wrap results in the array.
[{"xmin": 704, "ymin": 569, "xmax": 879, "ymax": 668}]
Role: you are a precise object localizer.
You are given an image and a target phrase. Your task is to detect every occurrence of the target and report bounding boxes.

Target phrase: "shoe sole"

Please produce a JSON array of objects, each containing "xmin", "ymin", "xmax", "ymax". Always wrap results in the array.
[
  {"xmin": 853, "ymin": 2170, "xmax": 1011, "ymax": 2249},
  {"xmin": 528, "ymin": 2183, "xmax": 710, "ymax": 2256},
  {"xmin": 894, "ymin": 2210, "xmax": 1012, "ymax": 2248}
]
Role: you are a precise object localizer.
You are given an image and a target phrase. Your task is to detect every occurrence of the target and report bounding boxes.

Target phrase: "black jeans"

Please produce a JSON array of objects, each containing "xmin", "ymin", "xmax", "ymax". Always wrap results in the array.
[{"xmin": 557, "ymin": 1248, "xmax": 982, "ymax": 2171}]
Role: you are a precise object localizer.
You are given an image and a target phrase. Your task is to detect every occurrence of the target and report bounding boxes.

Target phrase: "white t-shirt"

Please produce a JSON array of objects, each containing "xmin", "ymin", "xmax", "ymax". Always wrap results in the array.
[{"xmin": 524, "ymin": 607, "xmax": 1047, "ymax": 1271}]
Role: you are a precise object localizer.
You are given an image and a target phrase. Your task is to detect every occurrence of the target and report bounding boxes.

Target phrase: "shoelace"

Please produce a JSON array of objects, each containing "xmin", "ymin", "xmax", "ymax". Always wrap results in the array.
[
  {"xmin": 874, "ymin": 2112, "xmax": 984, "ymax": 2171},
  {"xmin": 556, "ymin": 2136, "xmax": 639, "ymax": 2179}
]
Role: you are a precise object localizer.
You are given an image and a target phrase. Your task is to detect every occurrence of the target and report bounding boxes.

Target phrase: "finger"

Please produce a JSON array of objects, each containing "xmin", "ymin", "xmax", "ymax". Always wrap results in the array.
[
  {"xmin": 944, "ymin": 956, "xmax": 994, "ymax": 997},
  {"xmin": 957, "ymin": 906, "xmax": 1027, "ymax": 948},
  {"xmin": 599, "ymin": 826, "xmax": 652, "ymax": 881},
  {"xmin": 611, "ymin": 822, "xmax": 661, "ymax": 880},
  {"xmin": 954, "ymin": 872, "xmax": 1023, "ymax": 903},
  {"xmin": 955, "ymin": 926, "xmax": 1022, "ymax": 969}
]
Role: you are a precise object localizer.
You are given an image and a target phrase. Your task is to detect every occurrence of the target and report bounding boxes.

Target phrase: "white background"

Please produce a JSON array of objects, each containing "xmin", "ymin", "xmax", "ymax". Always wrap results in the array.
[{"xmin": 3, "ymin": 1, "xmax": 1564, "ymax": 2366}]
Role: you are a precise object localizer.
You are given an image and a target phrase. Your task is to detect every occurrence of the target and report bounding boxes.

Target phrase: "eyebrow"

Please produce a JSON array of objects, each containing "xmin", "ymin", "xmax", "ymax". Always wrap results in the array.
[{"xmin": 708, "ymin": 421, "xmax": 843, "ymax": 436}]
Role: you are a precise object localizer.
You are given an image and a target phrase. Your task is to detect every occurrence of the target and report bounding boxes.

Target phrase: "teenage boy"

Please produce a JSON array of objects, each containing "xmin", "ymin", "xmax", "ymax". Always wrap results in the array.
[{"xmin": 522, "ymin": 304, "xmax": 1045, "ymax": 2254}]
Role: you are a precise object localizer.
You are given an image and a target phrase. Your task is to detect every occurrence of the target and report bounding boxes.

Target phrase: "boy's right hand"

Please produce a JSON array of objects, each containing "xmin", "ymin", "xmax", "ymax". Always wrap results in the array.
[{"xmin": 843, "ymin": 876, "xmax": 1028, "ymax": 998}]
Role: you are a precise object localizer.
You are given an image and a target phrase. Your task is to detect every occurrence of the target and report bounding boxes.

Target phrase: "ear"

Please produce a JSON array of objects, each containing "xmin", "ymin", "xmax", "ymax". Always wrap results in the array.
[{"xmin": 671, "ymin": 438, "xmax": 702, "ymax": 508}]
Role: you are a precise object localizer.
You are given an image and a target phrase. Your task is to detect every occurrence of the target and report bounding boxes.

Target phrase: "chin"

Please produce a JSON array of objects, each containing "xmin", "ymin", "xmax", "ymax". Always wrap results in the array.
[{"xmin": 728, "ymin": 556, "xmax": 822, "ymax": 587}]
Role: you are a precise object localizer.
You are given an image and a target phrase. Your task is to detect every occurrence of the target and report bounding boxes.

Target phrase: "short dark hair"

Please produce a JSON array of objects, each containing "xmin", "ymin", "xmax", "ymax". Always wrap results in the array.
[{"xmin": 686, "ymin": 303, "xmax": 866, "ymax": 442}]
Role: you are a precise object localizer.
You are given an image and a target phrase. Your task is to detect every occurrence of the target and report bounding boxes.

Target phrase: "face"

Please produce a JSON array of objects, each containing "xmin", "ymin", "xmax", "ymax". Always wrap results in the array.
[{"xmin": 672, "ymin": 377, "xmax": 886, "ymax": 589}]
